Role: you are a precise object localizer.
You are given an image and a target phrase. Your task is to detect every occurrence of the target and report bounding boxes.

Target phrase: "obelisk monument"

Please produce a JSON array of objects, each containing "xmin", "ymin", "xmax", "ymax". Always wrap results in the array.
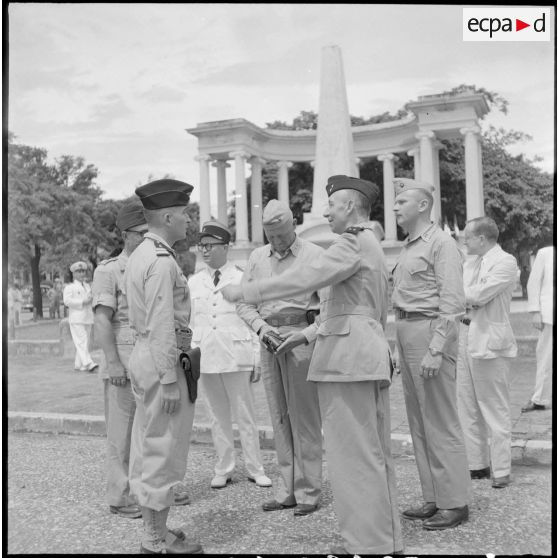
[{"xmin": 297, "ymin": 45, "xmax": 357, "ymax": 246}]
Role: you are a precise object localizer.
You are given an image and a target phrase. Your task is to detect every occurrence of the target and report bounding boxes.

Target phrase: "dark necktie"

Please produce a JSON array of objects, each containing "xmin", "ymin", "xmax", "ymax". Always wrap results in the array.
[{"xmin": 213, "ymin": 270, "xmax": 221, "ymax": 287}]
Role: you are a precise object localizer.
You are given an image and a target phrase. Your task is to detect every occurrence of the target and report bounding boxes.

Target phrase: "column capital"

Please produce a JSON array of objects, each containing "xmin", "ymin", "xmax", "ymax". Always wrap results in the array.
[
  {"xmin": 415, "ymin": 130, "xmax": 436, "ymax": 141},
  {"xmin": 309, "ymin": 160, "xmax": 315, "ymax": 168},
  {"xmin": 229, "ymin": 150, "xmax": 251, "ymax": 160},
  {"xmin": 460, "ymin": 125, "xmax": 481, "ymax": 137},
  {"xmin": 276, "ymin": 160, "xmax": 293, "ymax": 169},
  {"xmin": 194, "ymin": 153, "xmax": 212, "ymax": 163},
  {"xmin": 212, "ymin": 159, "xmax": 231, "ymax": 169},
  {"xmin": 250, "ymin": 156, "xmax": 267, "ymax": 167},
  {"xmin": 407, "ymin": 148, "xmax": 419, "ymax": 157},
  {"xmin": 377, "ymin": 153, "xmax": 395, "ymax": 162}
]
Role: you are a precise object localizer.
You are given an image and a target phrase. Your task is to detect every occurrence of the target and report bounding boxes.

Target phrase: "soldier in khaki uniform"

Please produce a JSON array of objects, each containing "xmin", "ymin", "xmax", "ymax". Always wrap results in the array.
[
  {"xmin": 236, "ymin": 201, "xmax": 323, "ymax": 516},
  {"xmin": 93, "ymin": 202, "xmax": 191, "ymax": 520},
  {"xmin": 392, "ymin": 177, "xmax": 470, "ymax": 530},
  {"xmin": 224, "ymin": 176, "xmax": 403, "ymax": 555},
  {"xmin": 125, "ymin": 179, "xmax": 203, "ymax": 554}
]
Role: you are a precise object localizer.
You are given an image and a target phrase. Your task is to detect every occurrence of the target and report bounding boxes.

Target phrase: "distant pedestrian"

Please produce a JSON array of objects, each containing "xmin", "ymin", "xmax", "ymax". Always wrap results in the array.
[
  {"xmin": 8, "ymin": 283, "xmax": 23, "ymax": 326},
  {"xmin": 63, "ymin": 261, "xmax": 98, "ymax": 372},
  {"xmin": 48, "ymin": 278, "xmax": 63, "ymax": 319},
  {"xmin": 522, "ymin": 245, "xmax": 554, "ymax": 412},
  {"xmin": 457, "ymin": 217, "xmax": 518, "ymax": 490}
]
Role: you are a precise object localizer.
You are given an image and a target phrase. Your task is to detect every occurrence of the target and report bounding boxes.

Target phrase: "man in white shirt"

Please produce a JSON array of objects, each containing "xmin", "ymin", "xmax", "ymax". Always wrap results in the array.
[
  {"xmin": 63, "ymin": 261, "xmax": 98, "ymax": 372},
  {"xmin": 523, "ymin": 245, "xmax": 554, "ymax": 412},
  {"xmin": 189, "ymin": 221, "xmax": 271, "ymax": 490},
  {"xmin": 457, "ymin": 217, "xmax": 518, "ymax": 489}
]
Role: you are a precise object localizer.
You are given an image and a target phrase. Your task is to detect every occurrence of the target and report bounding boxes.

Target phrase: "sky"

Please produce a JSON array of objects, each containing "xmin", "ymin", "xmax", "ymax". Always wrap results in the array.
[{"xmin": 8, "ymin": 3, "xmax": 556, "ymax": 209}]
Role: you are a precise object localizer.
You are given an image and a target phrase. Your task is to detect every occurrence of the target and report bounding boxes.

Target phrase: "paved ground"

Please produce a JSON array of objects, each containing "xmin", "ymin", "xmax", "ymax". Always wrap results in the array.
[{"xmin": 7, "ymin": 432, "xmax": 552, "ymax": 556}]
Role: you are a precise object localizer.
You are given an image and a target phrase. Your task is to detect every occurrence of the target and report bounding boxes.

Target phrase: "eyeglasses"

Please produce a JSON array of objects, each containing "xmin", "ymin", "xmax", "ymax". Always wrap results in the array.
[{"xmin": 197, "ymin": 243, "xmax": 225, "ymax": 252}]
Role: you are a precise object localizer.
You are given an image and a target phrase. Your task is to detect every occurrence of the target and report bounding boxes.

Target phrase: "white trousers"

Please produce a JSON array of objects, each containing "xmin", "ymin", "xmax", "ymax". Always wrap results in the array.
[
  {"xmin": 531, "ymin": 324, "xmax": 553, "ymax": 406},
  {"xmin": 69, "ymin": 323, "xmax": 94, "ymax": 369},
  {"xmin": 200, "ymin": 371, "xmax": 265, "ymax": 478},
  {"xmin": 457, "ymin": 327, "xmax": 512, "ymax": 478}
]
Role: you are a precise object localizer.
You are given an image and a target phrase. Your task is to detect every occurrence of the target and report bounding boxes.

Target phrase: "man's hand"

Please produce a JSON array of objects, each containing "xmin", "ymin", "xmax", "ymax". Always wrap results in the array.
[
  {"xmin": 250, "ymin": 363, "xmax": 261, "ymax": 383},
  {"xmin": 107, "ymin": 359, "xmax": 128, "ymax": 387},
  {"xmin": 420, "ymin": 350, "xmax": 443, "ymax": 379},
  {"xmin": 391, "ymin": 346, "xmax": 401, "ymax": 375},
  {"xmin": 221, "ymin": 284, "xmax": 243, "ymax": 303},
  {"xmin": 275, "ymin": 331, "xmax": 307, "ymax": 355},
  {"xmin": 531, "ymin": 311, "xmax": 543, "ymax": 331},
  {"xmin": 161, "ymin": 382, "xmax": 180, "ymax": 414}
]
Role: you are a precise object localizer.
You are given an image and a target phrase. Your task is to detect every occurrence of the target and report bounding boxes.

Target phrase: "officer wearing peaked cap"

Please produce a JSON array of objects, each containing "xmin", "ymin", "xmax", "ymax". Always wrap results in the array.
[
  {"xmin": 236, "ymin": 200, "xmax": 324, "ymax": 517},
  {"xmin": 189, "ymin": 220, "xmax": 272, "ymax": 490},
  {"xmin": 392, "ymin": 176, "xmax": 470, "ymax": 530},
  {"xmin": 124, "ymin": 179, "xmax": 203, "ymax": 554},
  {"xmin": 226, "ymin": 175, "xmax": 403, "ymax": 555}
]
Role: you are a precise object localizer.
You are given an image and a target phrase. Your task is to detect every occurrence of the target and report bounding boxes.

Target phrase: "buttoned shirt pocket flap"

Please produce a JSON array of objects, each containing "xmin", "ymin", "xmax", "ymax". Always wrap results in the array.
[
  {"xmin": 317, "ymin": 316, "xmax": 351, "ymax": 336},
  {"xmin": 487, "ymin": 322, "xmax": 515, "ymax": 351},
  {"xmin": 408, "ymin": 258, "xmax": 429, "ymax": 275}
]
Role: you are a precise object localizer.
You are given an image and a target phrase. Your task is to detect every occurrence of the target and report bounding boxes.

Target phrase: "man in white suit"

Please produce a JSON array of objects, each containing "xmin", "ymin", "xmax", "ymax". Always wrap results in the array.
[
  {"xmin": 189, "ymin": 220, "xmax": 272, "ymax": 490},
  {"xmin": 522, "ymin": 245, "xmax": 554, "ymax": 412},
  {"xmin": 64, "ymin": 261, "xmax": 98, "ymax": 372},
  {"xmin": 457, "ymin": 217, "xmax": 518, "ymax": 489}
]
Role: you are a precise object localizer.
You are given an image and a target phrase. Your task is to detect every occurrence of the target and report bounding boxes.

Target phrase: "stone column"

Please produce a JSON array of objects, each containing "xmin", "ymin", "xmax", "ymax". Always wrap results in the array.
[
  {"xmin": 416, "ymin": 131, "xmax": 442, "ymax": 224},
  {"xmin": 212, "ymin": 160, "xmax": 230, "ymax": 225},
  {"xmin": 354, "ymin": 158, "xmax": 361, "ymax": 178},
  {"xmin": 460, "ymin": 126, "xmax": 484, "ymax": 219},
  {"xmin": 250, "ymin": 157, "xmax": 265, "ymax": 244},
  {"xmin": 229, "ymin": 150, "xmax": 250, "ymax": 246},
  {"xmin": 407, "ymin": 148, "xmax": 421, "ymax": 180},
  {"xmin": 378, "ymin": 153, "xmax": 397, "ymax": 241},
  {"xmin": 431, "ymin": 142, "xmax": 443, "ymax": 225},
  {"xmin": 195, "ymin": 154, "xmax": 212, "ymax": 227},
  {"xmin": 277, "ymin": 161, "xmax": 293, "ymax": 205}
]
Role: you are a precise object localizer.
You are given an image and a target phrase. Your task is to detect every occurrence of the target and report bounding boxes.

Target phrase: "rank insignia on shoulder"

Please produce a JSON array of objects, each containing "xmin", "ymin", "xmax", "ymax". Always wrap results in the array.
[
  {"xmin": 345, "ymin": 226, "xmax": 365, "ymax": 235},
  {"xmin": 153, "ymin": 240, "xmax": 174, "ymax": 257}
]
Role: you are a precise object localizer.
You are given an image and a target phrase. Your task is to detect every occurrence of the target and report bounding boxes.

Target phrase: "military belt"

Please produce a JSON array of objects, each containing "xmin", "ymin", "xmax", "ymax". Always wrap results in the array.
[
  {"xmin": 265, "ymin": 313, "xmax": 307, "ymax": 327},
  {"xmin": 325, "ymin": 302, "xmax": 380, "ymax": 322},
  {"xmin": 394, "ymin": 308, "xmax": 438, "ymax": 320}
]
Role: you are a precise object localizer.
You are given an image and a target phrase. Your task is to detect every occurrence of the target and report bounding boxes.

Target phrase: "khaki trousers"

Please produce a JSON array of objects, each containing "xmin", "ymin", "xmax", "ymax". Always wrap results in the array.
[
  {"xmin": 69, "ymin": 323, "xmax": 94, "ymax": 369},
  {"xmin": 200, "ymin": 371, "xmax": 265, "ymax": 478},
  {"xmin": 532, "ymin": 323, "xmax": 553, "ymax": 406},
  {"xmin": 260, "ymin": 328, "xmax": 322, "ymax": 506},
  {"xmin": 396, "ymin": 318, "xmax": 470, "ymax": 509},
  {"xmin": 318, "ymin": 381, "xmax": 402, "ymax": 555},
  {"xmin": 128, "ymin": 337, "xmax": 195, "ymax": 511},
  {"xmin": 457, "ymin": 325, "xmax": 512, "ymax": 477}
]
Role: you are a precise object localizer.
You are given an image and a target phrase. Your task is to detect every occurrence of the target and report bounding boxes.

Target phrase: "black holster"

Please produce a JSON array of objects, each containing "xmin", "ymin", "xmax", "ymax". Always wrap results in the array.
[{"xmin": 180, "ymin": 348, "xmax": 201, "ymax": 403}]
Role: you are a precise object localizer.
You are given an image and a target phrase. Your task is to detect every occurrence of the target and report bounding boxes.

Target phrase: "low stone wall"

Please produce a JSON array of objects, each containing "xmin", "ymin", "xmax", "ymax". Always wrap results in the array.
[{"xmin": 8, "ymin": 339, "xmax": 64, "ymax": 357}]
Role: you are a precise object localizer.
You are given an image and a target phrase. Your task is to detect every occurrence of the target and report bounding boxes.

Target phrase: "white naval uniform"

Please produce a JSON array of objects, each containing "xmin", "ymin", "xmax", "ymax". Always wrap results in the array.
[
  {"xmin": 189, "ymin": 262, "xmax": 265, "ymax": 479},
  {"xmin": 63, "ymin": 279, "xmax": 95, "ymax": 370}
]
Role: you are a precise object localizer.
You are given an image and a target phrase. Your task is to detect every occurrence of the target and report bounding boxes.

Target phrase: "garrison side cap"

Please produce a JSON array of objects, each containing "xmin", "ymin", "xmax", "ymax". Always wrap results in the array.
[
  {"xmin": 326, "ymin": 175, "xmax": 380, "ymax": 204},
  {"xmin": 135, "ymin": 178, "xmax": 194, "ymax": 210},
  {"xmin": 393, "ymin": 177, "xmax": 435, "ymax": 198}
]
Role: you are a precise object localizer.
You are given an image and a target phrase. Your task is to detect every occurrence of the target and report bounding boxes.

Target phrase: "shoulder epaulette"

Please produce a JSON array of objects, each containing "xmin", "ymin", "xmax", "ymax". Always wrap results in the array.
[
  {"xmin": 153, "ymin": 240, "xmax": 175, "ymax": 258},
  {"xmin": 345, "ymin": 226, "xmax": 365, "ymax": 235},
  {"xmin": 97, "ymin": 256, "xmax": 118, "ymax": 267}
]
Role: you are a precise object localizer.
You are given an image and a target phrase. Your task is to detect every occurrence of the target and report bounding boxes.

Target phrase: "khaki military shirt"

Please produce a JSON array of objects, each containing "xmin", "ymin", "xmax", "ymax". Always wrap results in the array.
[
  {"xmin": 124, "ymin": 232, "xmax": 191, "ymax": 384},
  {"xmin": 236, "ymin": 235, "xmax": 322, "ymax": 342},
  {"xmin": 92, "ymin": 252, "xmax": 136, "ymax": 380},
  {"xmin": 392, "ymin": 223, "xmax": 465, "ymax": 354}
]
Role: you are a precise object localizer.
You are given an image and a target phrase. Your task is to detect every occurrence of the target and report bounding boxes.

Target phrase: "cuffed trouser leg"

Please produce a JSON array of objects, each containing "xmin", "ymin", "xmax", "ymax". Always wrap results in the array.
[
  {"xmin": 397, "ymin": 319, "xmax": 470, "ymax": 509},
  {"xmin": 70, "ymin": 323, "xmax": 94, "ymax": 369},
  {"xmin": 128, "ymin": 338, "xmax": 195, "ymax": 511},
  {"xmin": 260, "ymin": 331, "xmax": 322, "ymax": 506},
  {"xmin": 457, "ymin": 326, "xmax": 490, "ymax": 471},
  {"xmin": 532, "ymin": 324, "xmax": 553, "ymax": 406},
  {"xmin": 471, "ymin": 357, "xmax": 512, "ymax": 478},
  {"xmin": 318, "ymin": 381, "xmax": 403, "ymax": 555}
]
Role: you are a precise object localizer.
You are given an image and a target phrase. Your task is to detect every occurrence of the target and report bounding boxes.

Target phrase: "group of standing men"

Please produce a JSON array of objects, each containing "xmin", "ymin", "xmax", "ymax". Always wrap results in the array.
[{"xmin": 85, "ymin": 171, "xmax": 545, "ymax": 555}]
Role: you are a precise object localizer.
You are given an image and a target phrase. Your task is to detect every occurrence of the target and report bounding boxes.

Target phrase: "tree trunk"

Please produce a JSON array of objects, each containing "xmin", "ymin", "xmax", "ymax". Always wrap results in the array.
[{"xmin": 30, "ymin": 243, "xmax": 43, "ymax": 319}]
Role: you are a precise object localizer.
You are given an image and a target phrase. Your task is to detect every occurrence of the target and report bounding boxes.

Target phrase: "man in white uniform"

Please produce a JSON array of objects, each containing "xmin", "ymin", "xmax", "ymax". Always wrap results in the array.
[
  {"xmin": 523, "ymin": 245, "xmax": 554, "ymax": 412},
  {"xmin": 189, "ymin": 220, "xmax": 271, "ymax": 489},
  {"xmin": 64, "ymin": 261, "xmax": 98, "ymax": 372}
]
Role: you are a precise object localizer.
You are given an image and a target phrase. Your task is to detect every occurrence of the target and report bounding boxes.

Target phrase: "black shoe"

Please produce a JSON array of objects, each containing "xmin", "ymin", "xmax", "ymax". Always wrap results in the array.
[
  {"xmin": 402, "ymin": 502, "xmax": 437, "ymax": 520},
  {"xmin": 109, "ymin": 504, "xmax": 142, "ymax": 519},
  {"xmin": 492, "ymin": 475, "xmax": 510, "ymax": 488},
  {"xmin": 470, "ymin": 467, "xmax": 491, "ymax": 479},
  {"xmin": 262, "ymin": 499, "xmax": 296, "ymax": 512},
  {"xmin": 423, "ymin": 506, "xmax": 469, "ymax": 530},
  {"xmin": 293, "ymin": 503, "xmax": 318, "ymax": 516},
  {"xmin": 522, "ymin": 401, "xmax": 546, "ymax": 413}
]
